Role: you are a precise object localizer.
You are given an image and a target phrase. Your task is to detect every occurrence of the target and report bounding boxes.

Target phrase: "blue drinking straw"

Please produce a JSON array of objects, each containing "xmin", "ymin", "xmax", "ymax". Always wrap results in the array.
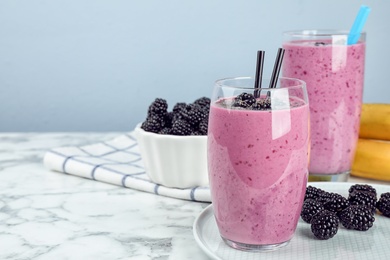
[{"xmin": 347, "ymin": 5, "xmax": 371, "ymax": 45}]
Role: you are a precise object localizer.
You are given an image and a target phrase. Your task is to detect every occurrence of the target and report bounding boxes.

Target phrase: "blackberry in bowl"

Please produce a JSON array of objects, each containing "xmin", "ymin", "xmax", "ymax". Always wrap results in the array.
[{"xmin": 134, "ymin": 97, "xmax": 210, "ymax": 189}]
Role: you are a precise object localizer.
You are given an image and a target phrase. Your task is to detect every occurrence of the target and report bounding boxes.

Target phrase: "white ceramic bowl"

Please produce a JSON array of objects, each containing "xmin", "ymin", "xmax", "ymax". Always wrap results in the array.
[{"xmin": 134, "ymin": 124, "xmax": 208, "ymax": 189}]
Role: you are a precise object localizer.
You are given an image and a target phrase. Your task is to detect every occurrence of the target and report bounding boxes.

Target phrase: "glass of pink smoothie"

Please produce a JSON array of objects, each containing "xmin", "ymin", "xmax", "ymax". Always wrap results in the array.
[
  {"xmin": 208, "ymin": 77, "xmax": 310, "ymax": 251},
  {"xmin": 282, "ymin": 30, "xmax": 365, "ymax": 182}
]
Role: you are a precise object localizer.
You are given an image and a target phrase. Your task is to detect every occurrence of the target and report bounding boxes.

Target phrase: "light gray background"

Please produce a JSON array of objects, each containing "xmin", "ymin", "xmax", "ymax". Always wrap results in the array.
[{"xmin": 1, "ymin": 0, "xmax": 388, "ymax": 132}]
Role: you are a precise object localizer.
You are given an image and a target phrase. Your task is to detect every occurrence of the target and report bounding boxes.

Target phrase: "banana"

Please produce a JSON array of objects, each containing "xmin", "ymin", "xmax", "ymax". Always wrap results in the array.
[
  {"xmin": 351, "ymin": 138, "xmax": 390, "ymax": 181},
  {"xmin": 359, "ymin": 103, "xmax": 390, "ymax": 141}
]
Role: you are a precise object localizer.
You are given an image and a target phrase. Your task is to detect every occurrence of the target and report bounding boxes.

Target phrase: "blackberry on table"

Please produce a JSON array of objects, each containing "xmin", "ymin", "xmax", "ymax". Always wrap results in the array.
[
  {"xmin": 376, "ymin": 192, "xmax": 390, "ymax": 217},
  {"xmin": 349, "ymin": 184, "xmax": 377, "ymax": 197},
  {"xmin": 316, "ymin": 191, "xmax": 337, "ymax": 204},
  {"xmin": 232, "ymin": 93, "xmax": 256, "ymax": 108},
  {"xmin": 171, "ymin": 119, "xmax": 192, "ymax": 136},
  {"xmin": 301, "ymin": 199, "xmax": 325, "ymax": 223},
  {"xmin": 323, "ymin": 193, "xmax": 350, "ymax": 213},
  {"xmin": 339, "ymin": 205, "xmax": 375, "ymax": 231},
  {"xmin": 304, "ymin": 186, "xmax": 326, "ymax": 201},
  {"xmin": 310, "ymin": 210, "xmax": 339, "ymax": 240},
  {"xmin": 147, "ymin": 98, "xmax": 168, "ymax": 116},
  {"xmin": 348, "ymin": 190, "xmax": 377, "ymax": 214},
  {"xmin": 380, "ymin": 193, "xmax": 390, "ymax": 199}
]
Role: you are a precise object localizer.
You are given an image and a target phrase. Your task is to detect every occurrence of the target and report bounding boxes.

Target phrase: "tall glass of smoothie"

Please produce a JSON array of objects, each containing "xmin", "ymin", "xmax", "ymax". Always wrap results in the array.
[
  {"xmin": 282, "ymin": 30, "xmax": 366, "ymax": 181},
  {"xmin": 208, "ymin": 77, "xmax": 310, "ymax": 251}
]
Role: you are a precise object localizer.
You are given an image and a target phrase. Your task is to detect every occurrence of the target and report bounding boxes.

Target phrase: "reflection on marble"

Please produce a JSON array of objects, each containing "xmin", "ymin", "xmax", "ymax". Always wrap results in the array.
[{"xmin": 0, "ymin": 133, "xmax": 210, "ymax": 260}]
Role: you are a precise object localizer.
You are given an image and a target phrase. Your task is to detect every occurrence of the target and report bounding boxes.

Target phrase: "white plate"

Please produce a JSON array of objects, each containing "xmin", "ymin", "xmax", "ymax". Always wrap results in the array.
[{"xmin": 193, "ymin": 182, "xmax": 390, "ymax": 260}]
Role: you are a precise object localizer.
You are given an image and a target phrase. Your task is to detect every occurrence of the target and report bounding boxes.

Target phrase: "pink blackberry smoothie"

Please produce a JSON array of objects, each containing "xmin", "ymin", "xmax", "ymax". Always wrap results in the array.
[
  {"xmin": 283, "ymin": 38, "xmax": 365, "ymax": 175},
  {"xmin": 208, "ymin": 97, "xmax": 309, "ymax": 246}
]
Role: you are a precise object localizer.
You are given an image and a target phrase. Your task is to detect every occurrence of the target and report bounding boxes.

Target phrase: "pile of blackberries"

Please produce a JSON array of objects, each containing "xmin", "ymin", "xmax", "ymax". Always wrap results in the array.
[
  {"xmin": 141, "ymin": 97, "xmax": 210, "ymax": 136},
  {"xmin": 301, "ymin": 184, "xmax": 390, "ymax": 240}
]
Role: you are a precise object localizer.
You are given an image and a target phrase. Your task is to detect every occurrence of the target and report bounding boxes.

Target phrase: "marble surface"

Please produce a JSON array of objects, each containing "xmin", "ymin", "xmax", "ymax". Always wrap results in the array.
[
  {"xmin": 0, "ymin": 133, "xmax": 210, "ymax": 260},
  {"xmin": 0, "ymin": 133, "xmax": 389, "ymax": 260}
]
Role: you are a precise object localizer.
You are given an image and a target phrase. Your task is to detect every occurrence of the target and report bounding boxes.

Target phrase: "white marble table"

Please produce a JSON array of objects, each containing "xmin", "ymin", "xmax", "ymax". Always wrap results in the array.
[
  {"xmin": 0, "ymin": 133, "xmax": 210, "ymax": 260},
  {"xmin": 0, "ymin": 133, "xmax": 388, "ymax": 260}
]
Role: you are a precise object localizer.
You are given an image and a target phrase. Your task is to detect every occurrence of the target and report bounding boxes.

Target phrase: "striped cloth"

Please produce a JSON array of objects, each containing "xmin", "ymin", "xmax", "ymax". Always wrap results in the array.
[{"xmin": 43, "ymin": 132, "xmax": 211, "ymax": 202}]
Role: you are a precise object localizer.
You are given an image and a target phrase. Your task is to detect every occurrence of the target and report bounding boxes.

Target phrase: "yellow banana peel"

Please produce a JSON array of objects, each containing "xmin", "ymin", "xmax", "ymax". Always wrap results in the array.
[
  {"xmin": 351, "ymin": 138, "xmax": 390, "ymax": 181},
  {"xmin": 359, "ymin": 103, "xmax": 390, "ymax": 141}
]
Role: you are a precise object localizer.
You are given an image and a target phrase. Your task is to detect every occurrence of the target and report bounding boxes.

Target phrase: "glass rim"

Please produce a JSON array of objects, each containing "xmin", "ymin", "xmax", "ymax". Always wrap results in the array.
[
  {"xmin": 283, "ymin": 29, "xmax": 366, "ymax": 37},
  {"xmin": 215, "ymin": 76, "xmax": 306, "ymax": 91}
]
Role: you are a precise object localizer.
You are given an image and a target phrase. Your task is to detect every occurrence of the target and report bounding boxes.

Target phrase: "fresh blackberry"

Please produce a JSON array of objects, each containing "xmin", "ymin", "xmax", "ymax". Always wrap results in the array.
[
  {"xmin": 158, "ymin": 127, "xmax": 171, "ymax": 135},
  {"xmin": 147, "ymin": 98, "xmax": 168, "ymax": 116},
  {"xmin": 232, "ymin": 93, "xmax": 256, "ymax": 108},
  {"xmin": 191, "ymin": 131, "xmax": 203, "ymax": 136},
  {"xmin": 381, "ymin": 192, "xmax": 390, "ymax": 199},
  {"xmin": 348, "ymin": 190, "xmax": 377, "ymax": 214},
  {"xmin": 323, "ymin": 193, "xmax": 350, "ymax": 213},
  {"xmin": 304, "ymin": 186, "xmax": 326, "ymax": 201},
  {"xmin": 163, "ymin": 112, "xmax": 174, "ymax": 128},
  {"xmin": 252, "ymin": 102, "xmax": 263, "ymax": 110},
  {"xmin": 141, "ymin": 115, "xmax": 164, "ymax": 133},
  {"xmin": 376, "ymin": 192, "xmax": 390, "ymax": 217},
  {"xmin": 310, "ymin": 210, "xmax": 339, "ymax": 240},
  {"xmin": 202, "ymin": 106, "xmax": 210, "ymax": 117},
  {"xmin": 173, "ymin": 102, "xmax": 187, "ymax": 113},
  {"xmin": 339, "ymin": 205, "xmax": 375, "ymax": 231},
  {"xmin": 316, "ymin": 191, "xmax": 337, "ymax": 204},
  {"xmin": 301, "ymin": 199, "xmax": 325, "ymax": 223},
  {"xmin": 193, "ymin": 97, "xmax": 211, "ymax": 109},
  {"xmin": 349, "ymin": 184, "xmax": 377, "ymax": 197},
  {"xmin": 252, "ymin": 97, "xmax": 271, "ymax": 110},
  {"xmin": 314, "ymin": 42, "xmax": 327, "ymax": 46},
  {"xmin": 171, "ymin": 119, "xmax": 192, "ymax": 136},
  {"xmin": 172, "ymin": 110, "xmax": 184, "ymax": 122},
  {"xmin": 198, "ymin": 118, "xmax": 208, "ymax": 135},
  {"xmin": 179, "ymin": 104, "xmax": 207, "ymax": 126}
]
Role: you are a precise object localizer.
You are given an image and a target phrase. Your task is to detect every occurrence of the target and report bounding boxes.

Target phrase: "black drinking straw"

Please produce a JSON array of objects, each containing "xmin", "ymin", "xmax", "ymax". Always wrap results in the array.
[
  {"xmin": 254, "ymin": 50, "xmax": 265, "ymax": 98},
  {"xmin": 268, "ymin": 48, "xmax": 285, "ymax": 89}
]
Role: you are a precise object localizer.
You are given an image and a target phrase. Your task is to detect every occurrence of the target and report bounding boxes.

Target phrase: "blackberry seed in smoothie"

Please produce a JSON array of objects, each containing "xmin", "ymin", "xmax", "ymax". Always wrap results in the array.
[
  {"xmin": 208, "ymin": 77, "xmax": 310, "ymax": 251},
  {"xmin": 282, "ymin": 31, "xmax": 365, "ymax": 180}
]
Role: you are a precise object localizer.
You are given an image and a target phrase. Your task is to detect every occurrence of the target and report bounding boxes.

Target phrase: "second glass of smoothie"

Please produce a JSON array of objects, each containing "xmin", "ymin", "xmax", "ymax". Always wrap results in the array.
[
  {"xmin": 207, "ymin": 77, "xmax": 310, "ymax": 251},
  {"xmin": 282, "ymin": 30, "xmax": 366, "ymax": 181}
]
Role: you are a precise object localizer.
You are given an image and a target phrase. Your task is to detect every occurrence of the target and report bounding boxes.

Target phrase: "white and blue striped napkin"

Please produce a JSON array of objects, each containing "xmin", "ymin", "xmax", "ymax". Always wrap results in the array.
[{"xmin": 43, "ymin": 132, "xmax": 211, "ymax": 202}]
